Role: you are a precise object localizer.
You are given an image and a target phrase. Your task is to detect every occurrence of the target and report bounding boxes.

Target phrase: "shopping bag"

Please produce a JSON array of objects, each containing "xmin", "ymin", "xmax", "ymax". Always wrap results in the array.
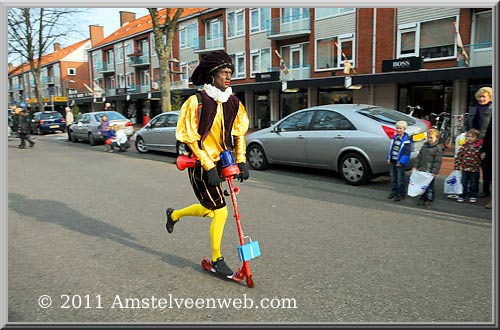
[
  {"xmin": 407, "ymin": 170, "xmax": 434, "ymax": 197},
  {"xmin": 444, "ymin": 170, "xmax": 463, "ymax": 195},
  {"xmin": 455, "ymin": 133, "xmax": 466, "ymax": 156}
]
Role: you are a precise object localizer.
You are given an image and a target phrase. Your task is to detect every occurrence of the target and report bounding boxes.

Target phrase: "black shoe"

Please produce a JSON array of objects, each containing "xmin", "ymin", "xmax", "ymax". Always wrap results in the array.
[
  {"xmin": 394, "ymin": 196, "xmax": 403, "ymax": 202},
  {"xmin": 165, "ymin": 208, "xmax": 176, "ymax": 233},
  {"xmin": 212, "ymin": 257, "xmax": 233, "ymax": 277},
  {"xmin": 478, "ymin": 192, "xmax": 490, "ymax": 198},
  {"xmin": 29, "ymin": 142, "xmax": 35, "ymax": 148},
  {"xmin": 387, "ymin": 193, "xmax": 396, "ymax": 199},
  {"xmin": 17, "ymin": 146, "xmax": 25, "ymax": 149}
]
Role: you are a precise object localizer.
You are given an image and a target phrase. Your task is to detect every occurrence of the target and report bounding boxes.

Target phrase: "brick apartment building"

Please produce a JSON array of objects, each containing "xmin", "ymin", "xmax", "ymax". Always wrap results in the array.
[{"xmin": 8, "ymin": 7, "xmax": 493, "ymax": 130}]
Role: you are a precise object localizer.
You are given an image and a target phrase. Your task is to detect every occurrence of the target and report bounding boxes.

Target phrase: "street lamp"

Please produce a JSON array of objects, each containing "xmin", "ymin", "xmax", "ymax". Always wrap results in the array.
[{"xmin": 64, "ymin": 79, "xmax": 75, "ymax": 106}]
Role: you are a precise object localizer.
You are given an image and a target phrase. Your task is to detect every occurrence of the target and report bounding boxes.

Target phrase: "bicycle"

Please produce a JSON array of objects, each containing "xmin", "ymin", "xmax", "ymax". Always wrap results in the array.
[
  {"xmin": 406, "ymin": 105, "xmax": 424, "ymax": 118},
  {"xmin": 430, "ymin": 111, "xmax": 452, "ymax": 148}
]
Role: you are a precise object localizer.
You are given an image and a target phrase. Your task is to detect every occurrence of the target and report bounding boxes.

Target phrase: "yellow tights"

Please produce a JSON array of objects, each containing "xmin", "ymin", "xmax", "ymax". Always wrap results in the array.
[{"xmin": 171, "ymin": 204, "xmax": 228, "ymax": 262}]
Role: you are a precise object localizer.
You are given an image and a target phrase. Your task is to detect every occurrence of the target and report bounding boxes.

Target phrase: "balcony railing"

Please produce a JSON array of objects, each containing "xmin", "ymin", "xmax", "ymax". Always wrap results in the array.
[
  {"xmin": 139, "ymin": 84, "xmax": 150, "ymax": 93},
  {"xmin": 267, "ymin": 14, "xmax": 311, "ymax": 40},
  {"xmin": 459, "ymin": 42, "xmax": 492, "ymax": 67},
  {"xmin": 194, "ymin": 34, "xmax": 224, "ymax": 53},
  {"xmin": 99, "ymin": 62, "xmax": 115, "ymax": 73},
  {"xmin": 129, "ymin": 54, "xmax": 150, "ymax": 66},
  {"xmin": 270, "ymin": 64, "xmax": 311, "ymax": 80},
  {"xmin": 41, "ymin": 76, "xmax": 54, "ymax": 84},
  {"xmin": 171, "ymin": 79, "xmax": 189, "ymax": 89},
  {"xmin": 105, "ymin": 88, "xmax": 116, "ymax": 96}
]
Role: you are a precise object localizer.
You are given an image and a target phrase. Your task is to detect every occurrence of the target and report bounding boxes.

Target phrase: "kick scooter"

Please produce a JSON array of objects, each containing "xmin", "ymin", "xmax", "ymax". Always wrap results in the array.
[{"xmin": 177, "ymin": 151, "xmax": 258, "ymax": 288}]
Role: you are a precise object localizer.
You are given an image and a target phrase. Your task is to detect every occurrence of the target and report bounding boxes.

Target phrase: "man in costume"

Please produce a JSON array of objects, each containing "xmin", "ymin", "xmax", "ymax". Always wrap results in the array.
[{"xmin": 166, "ymin": 50, "xmax": 250, "ymax": 277}]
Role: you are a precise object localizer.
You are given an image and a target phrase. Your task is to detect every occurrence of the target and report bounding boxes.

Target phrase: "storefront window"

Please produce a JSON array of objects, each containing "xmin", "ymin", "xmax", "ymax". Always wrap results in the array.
[
  {"xmin": 398, "ymin": 83, "xmax": 452, "ymax": 123},
  {"xmin": 281, "ymin": 91, "xmax": 308, "ymax": 118},
  {"xmin": 254, "ymin": 93, "xmax": 271, "ymax": 128},
  {"xmin": 319, "ymin": 90, "xmax": 353, "ymax": 105}
]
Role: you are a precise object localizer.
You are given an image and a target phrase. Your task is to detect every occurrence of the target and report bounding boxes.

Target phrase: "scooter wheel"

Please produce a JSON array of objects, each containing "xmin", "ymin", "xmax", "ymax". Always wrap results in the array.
[
  {"xmin": 201, "ymin": 258, "xmax": 212, "ymax": 271},
  {"xmin": 246, "ymin": 276, "xmax": 254, "ymax": 288}
]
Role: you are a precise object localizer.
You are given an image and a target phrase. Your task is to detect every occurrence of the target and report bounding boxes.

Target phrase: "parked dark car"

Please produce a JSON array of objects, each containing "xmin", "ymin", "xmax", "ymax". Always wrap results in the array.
[{"xmin": 30, "ymin": 111, "xmax": 66, "ymax": 134}]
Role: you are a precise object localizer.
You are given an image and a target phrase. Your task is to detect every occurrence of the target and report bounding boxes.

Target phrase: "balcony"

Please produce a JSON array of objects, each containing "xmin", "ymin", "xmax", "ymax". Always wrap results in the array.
[
  {"xmin": 139, "ymin": 84, "xmax": 150, "ymax": 93},
  {"xmin": 460, "ymin": 42, "xmax": 492, "ymax": 67},
  {"xmin": 99, "ymin": 62, "xmax": 115, "ymax": 73},
  {"xmin": 171, "ymin": 79, "xmax": 189, "ymax": 89},
  {"xmin": 267, "ymin": 14, "xmax": 311, "ymax": 40},
  {"xmin": 129, "ymin": 54, "xmax": 150, "ymax": 67},
  {"xmin": 105, "ymin": 88, "xmax": 116, "ymax": 97},
  {"xmin": 194, "ymin": 34, "xmax": 224, "ymax": 53},
  {"xmin": 41, "ymin": 76, "xmax": 54, "ymax": 84},
  {"xmin": 270, "ymin": 64, "xmax": 311, "ymax": 80}
]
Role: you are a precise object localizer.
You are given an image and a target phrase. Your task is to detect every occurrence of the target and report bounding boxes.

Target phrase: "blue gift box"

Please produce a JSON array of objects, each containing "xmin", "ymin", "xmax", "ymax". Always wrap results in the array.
[{"xmin": 237, "ymin": 238, "xmax": 261, "ymax": 262}]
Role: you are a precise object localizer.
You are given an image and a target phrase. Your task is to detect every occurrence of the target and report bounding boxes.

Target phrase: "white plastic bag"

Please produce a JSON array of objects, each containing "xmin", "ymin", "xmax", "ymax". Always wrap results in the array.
[
  {"xmin": 407, "ymin": 170, "xmax": 435, "ymax": 197},
  {"xmin": 444, "ymin": 170, "xmax": 463, "ymax": 195}
]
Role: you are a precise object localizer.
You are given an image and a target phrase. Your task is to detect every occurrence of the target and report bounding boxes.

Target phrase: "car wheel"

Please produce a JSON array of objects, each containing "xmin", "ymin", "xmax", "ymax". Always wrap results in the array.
[
  {"xmin": 339, "ymin": 152, "xmax": 371, "ymax": 186},
  {"xmin": 70, "ymin": 131, "xmax": 77, "ymax": 143},
  {"xmin": 247, "ymin": 144, "xmax": 268, "ymax": 170},
  {"xmin": 135, "ymin": 136, "xmax": 149, "ymax": 153},
  {"xmin": 89, "ymin": 133, "xmax": 96, "ymax": 146}
]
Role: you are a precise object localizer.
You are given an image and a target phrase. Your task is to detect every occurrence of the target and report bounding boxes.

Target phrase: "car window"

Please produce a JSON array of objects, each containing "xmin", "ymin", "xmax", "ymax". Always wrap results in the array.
[
  {"xmin": 151, "ymin": 115, "xmax": 167, "ymax": 128},
  {"xmin": 358, "ymin": 106, "xmax": 416, "ymax": 125},
  {"xmin": 279, "ymin": 111, "xmax": 314, "ymax": 131},
  {"xmin": 165, "ymin": 114, "xmax": 178, "ymax": 127},
  {"xmin": 81, "ymin": 114, "xmax": 90, "ymax": 123},
  {"xmin": 94, "ymin": 112, "xmax": 126, "ymax": 122},
  {"xmin": 311, "ymin": 110, "xmax": 355, "ymax": 130},
  {"xmin": 41, "ymin": 112, "xmax": 62, "ymax": 120}
]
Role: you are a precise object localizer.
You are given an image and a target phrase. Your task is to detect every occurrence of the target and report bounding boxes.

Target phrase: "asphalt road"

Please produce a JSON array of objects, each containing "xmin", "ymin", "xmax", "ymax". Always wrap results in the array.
[{"xmin": 6, "ymin": 133, "xmax": 494, "ymax": 324}]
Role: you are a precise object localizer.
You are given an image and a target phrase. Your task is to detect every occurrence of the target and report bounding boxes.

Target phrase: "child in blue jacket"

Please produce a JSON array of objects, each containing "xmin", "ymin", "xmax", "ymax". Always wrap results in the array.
[{"xmin": 386, "ymin": 120, "xmax": 413, "ymax": 201}]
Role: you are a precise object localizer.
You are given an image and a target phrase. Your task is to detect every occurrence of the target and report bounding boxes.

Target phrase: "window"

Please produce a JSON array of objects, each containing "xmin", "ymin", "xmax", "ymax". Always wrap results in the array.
[
  {"xmin": 179, "ymin": 22, "xmax": 198, "ymax": 49},
  {"xmin": 474, "ymin": 11, "xmax": 492, "ymax": 50},
  {"xmin": 229, "ymin": 52, "xmax": 246, "ymax": 79},
  {"xmin": 250, "ymin": 48, "xmax": 271, "ymax": 77},
  {"xmin": 126, "ymin": 72, "xmax": 135, "ymax": 89},
  {"xmin": 117, "ymin": 45, "xmax": 123, "ymax": 63},
  {"xmin": 207, "ymin": 18, "xmax": 222, "ymax": 40},
  {"xmin": 250, "ymin": 8, "xmax": 270, "ymax": 33},
  {"xmin": 311, "ymin": 110, "xmax": 355, "ymax": 130},
  {"xmin": 227, "ymin": 9, "xmax": 245, "ymax": 38},
  {"xmin": 278, "ymin": 110, "xmax": 314, "ymax": 131},
  {"xmin": 281, "ymin": 8, "xmax": 309, "ymax": 23},
  {"xmin": 180, "ymin": 61, "xmax": 198, "ymax": 82},
  {"xmin": 397, "ymin": 17, "xmax": 456, "ymax": 60},
  {"xmin": 315, "ymin": 8, "xmax": 355, "ymax": 19},
  {"xmin": 92, "ymin": 53, "xmax": 98, "ymax": 69},
  {"xmin": 67, "ymin": 68, "xmax": 76, "ymax": 75},
  {"xmin": 106, "ymin": 50, "xmax": 114, "ymax": 64},
  {"xmin": 315, "ymin": 34, "xmax": 355, "ymax": 71}
]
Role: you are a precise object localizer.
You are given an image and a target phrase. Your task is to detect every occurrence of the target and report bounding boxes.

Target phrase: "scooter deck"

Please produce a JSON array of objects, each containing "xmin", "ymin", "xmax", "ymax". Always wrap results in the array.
[{"xmin": 201, "ymin": 257, "xmax": 254, "ymax": 287}]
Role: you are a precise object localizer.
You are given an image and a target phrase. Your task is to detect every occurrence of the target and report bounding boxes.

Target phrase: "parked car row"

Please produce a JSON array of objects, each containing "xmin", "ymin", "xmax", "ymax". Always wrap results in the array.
[
  {"xmin": 69, "ymin": 111, "xmax": 134, "ymax": 145},
  {"xmin": 128, "ymin": 104, "xmax": 429, "ymax": 186},
  {"xmin": 20, "ymin": 105, "xmax": 428, "ymax": 186}
]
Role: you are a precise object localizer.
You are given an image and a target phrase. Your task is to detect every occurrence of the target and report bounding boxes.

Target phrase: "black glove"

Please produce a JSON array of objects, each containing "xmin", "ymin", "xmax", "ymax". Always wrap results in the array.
[
  {"xmin": 237, "ymin": 162, "xmax": 250, "ymax": 182},
  {"xmin": 206, "ymin": 168, "xmax": 223, "ymax": 186}
]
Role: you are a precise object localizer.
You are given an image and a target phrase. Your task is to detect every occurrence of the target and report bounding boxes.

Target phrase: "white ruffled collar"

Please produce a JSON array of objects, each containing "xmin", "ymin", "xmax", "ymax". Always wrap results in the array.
[{"xmin": 203, "ymin": 84, "xmax": 232, "ymax": 103}]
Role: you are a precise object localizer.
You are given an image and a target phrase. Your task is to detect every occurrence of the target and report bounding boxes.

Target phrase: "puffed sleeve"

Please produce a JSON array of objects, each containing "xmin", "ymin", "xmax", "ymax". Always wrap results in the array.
[
  {"xmin": 231, "ymin": 101, "xmax": 249, "ymax": 164},
  {"xmin": 176, "ymin": 95, "xmax": 201, "ymax": 144},
  {"xmin": 176, "ymin": 94, "xmax": 216, "ymax": 171}
]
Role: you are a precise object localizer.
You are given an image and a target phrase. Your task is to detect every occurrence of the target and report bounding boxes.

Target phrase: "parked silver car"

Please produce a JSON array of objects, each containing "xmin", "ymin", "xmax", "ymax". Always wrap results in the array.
[
  {"xmin": 69, "ymin": 111, "xmax": 134, "ymax": 145},
  {"xmin": 246, "ymin": 104, "xmax": 429, "ymax": 185},
  {"xmin": 134, "ymin": 111, "xmax": 182, "ymax": 154}
]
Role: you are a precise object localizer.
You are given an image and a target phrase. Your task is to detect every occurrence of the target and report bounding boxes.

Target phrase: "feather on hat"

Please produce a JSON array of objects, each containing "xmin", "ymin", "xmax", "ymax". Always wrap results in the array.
[{"xmin": 191, "ymin": 51, "xmax": 234, "ymax": 86}]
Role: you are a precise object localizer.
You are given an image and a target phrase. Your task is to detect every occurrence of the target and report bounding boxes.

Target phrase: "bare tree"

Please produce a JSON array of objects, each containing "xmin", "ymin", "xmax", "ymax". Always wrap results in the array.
[
  {"xmin": 8, "ymin": 8, "xmax": 87, "ymax": 112},
  {"xmin": 148, "ymin": 8, "xmax": 183, "ymax": 112}
]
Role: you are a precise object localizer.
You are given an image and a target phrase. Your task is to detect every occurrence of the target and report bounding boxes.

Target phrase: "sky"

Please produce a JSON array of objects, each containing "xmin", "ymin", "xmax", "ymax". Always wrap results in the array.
[{"xmin": 83, "ymin": 8, "xmax": 151, "ymax": 39}]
